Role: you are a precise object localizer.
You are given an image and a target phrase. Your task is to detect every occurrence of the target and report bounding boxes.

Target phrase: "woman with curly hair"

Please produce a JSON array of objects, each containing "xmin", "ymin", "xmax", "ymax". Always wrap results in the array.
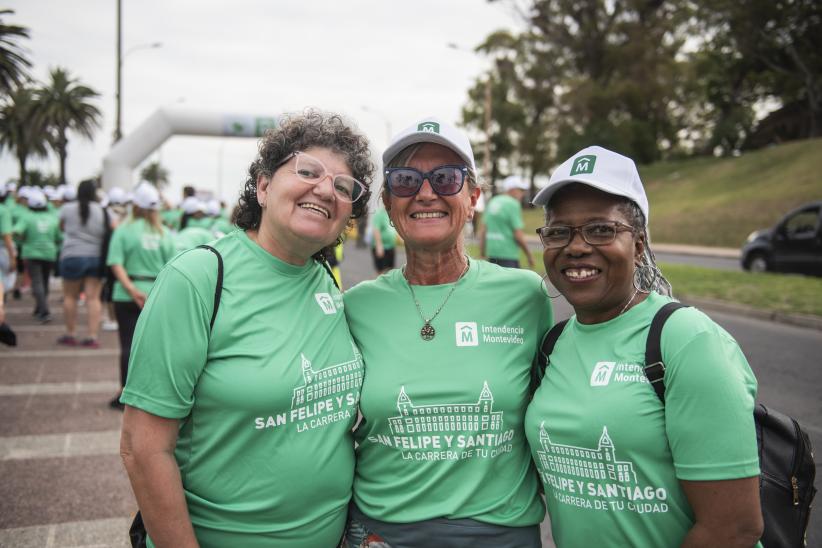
[{"xmin": 119, "ymin": 110, "xmax": 374, "ymax": 548}]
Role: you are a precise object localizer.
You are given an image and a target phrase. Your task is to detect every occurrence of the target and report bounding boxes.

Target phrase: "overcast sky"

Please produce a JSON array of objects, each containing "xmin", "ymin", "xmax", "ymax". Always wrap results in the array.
[{"xmin": 2, "ymin": 0, "xmax": 522, "ymax": 204}]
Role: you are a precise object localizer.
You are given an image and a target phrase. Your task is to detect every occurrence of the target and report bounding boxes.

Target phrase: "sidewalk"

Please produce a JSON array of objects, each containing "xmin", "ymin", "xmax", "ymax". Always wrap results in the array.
[{"xmin": 0, "ymin": 288, "xmax": 134, "ymax": 547}]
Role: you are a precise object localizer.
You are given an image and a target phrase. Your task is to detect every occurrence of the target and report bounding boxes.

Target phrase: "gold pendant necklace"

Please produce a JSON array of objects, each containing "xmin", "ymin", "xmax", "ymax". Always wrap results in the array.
[{"xmin": 404, "ymin": 257, "xmax": 470, "ymax": 341}]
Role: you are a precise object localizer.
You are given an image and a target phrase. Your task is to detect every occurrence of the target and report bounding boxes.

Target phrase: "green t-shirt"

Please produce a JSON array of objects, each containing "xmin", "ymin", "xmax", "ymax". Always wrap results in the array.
[
  {"xmin": 186, "ymin": 216, "xmax": 213, "ymax": 230},
  {"xmin": 105, "ymin": 219, "xmax": 176, "ymax": 302},
  {"xmin": 174, "ymin": 226, "xmax": 215, "ymax": 253},
  {"xmin": 9, "ymin": 202, "xmax": 28, "ymax": 244},
  {"xmin": 483, "ymin": 194, "xmax": 524, "ymax": 260},
  {"xmin": 525, "ymin": 292, "xmax": 760, "ymax": 547},
  {"xmin": 161, "ymin": 208, "xmax": 183, "ymax": 231},
  {"xmin": 14, "ymin": 209, "xmax": 61, "ymax": 261},
  {"xmin": 121, "ymin": 230, "xmax": 363, "ymax": 548},
  {"xmin": 0, "ymin": 202, "xmax": 12, "ymax": 236},
  {"xmin": 343, "ymin": 260, "xmax": 553, "ymax": 526},
  {"xmin": 370, "ymin": 208, "xmax": 396, "ymax": 251},
  {"xmin": 211, "ymin": 217, "xmax": 235, "ymax": 236}
]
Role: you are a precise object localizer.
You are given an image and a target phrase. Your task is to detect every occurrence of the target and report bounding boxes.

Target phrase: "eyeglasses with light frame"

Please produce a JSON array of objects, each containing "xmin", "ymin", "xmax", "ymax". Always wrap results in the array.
[
  {"xmin": 536, "ymin": 221, "xmax": 635, "ymax": 249},
  {"xmin": 273, "ymin": 151, "xmax": 366, "ymax": 203}
]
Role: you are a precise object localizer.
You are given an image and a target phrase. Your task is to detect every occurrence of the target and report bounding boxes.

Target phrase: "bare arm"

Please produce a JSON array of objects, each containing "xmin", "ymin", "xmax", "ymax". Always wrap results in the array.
[
  {"xmin": 3, "ymin": 234, "xmax": 15, "ymax": 271},
  {"xmin": 680, "ymin": 476, "xmax": 763, "ymax": 547},
  {"xmin": 513, "ymin": 228, "xmax": 535, "ymax": 268},
  {"xmin": 110, "ymin": 264, "xmax": 147, "ymax": 309},
  {"xmin": 120, "ymin": 406, "xmax": 199, "ymax": 548}
]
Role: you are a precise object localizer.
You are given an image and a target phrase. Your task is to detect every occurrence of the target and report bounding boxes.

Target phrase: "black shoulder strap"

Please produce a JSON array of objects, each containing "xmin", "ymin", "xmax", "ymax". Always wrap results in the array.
[
  {"xmin": 530, "ymin": 319, "xmax": 569, "ymax": 396},
  {"xmin": 196, "ymin": 245, "xmax": 223, "ymax": 331},
  {"xmin": 644, "ymin": 302, "xmax": 690, "ymax": 403},
  {"xmin": 321, "ymin": 259, "xmax": 340, "ymax": 290}
]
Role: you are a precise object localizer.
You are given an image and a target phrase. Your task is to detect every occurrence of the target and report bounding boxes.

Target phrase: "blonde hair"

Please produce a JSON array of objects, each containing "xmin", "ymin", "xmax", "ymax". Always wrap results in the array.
[{"xmin": 130, "ymin": 206, "xmax": 164, "ymax": 233}]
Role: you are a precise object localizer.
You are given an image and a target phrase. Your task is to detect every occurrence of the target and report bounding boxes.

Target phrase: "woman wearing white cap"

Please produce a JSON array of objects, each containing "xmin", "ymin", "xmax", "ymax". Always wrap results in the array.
[
  {"xmin": 526, "ymin": 146, "xmax": 762, "ymax": 546},
  {"xmin": 57, "ymin": 179, "xmax": 109, "ymax": 348},
  {"xmin": 13, "ymin": 188, "xmax": 62, "ymax": 323},
  {"xmin": 105, "ymin": 182, "xmax": 176, "ymax": 408},
  {"xmin": 119, "ymin": 111, "xmax": 373, "ymax": 548},
  {"xmin": 343, "ymin": 117, "xmax": 553, "ymax": 546}
]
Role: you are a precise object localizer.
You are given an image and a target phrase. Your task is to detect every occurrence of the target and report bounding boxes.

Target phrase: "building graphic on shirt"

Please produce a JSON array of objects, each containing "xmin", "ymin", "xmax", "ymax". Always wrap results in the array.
[
  {"xmin": 387, "ymin": 382, "xmax": 503, "ymax": 435},
  {"xmin": 536, "ymin": 422, "xmax": 637, "ymax": 484},
  {"xmin": 291, "ymin": 343, "xmax": 363, "ymax": 407}
]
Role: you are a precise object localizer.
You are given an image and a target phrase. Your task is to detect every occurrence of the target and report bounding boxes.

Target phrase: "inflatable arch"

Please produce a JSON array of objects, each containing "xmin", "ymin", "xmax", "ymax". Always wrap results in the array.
[{"xmin": 101, "ymin": 107, "xmax": 278, "ymax": 190}]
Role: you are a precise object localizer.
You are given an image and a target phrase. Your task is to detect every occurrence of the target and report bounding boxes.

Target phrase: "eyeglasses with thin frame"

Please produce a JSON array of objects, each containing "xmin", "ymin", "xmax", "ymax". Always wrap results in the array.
[
  {"xmin": 536, "ymin": 221, "xmax": 635, "ymax": 249},
  {"xmin": 384, "ymin": 165, "xmax": 468, "ymax": 197},
  {"xmin": 274, "ymin": 151, "xmax": 366, "ymax": 203}
]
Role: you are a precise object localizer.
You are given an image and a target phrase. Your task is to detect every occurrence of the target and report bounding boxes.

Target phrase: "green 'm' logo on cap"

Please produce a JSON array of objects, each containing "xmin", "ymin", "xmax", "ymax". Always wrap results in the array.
[
  {"xmin": 571, "ymin": 155, "xmax": 596, "ymax": 175},
  {"xmin": 418, "ymin": 121, "xmax": 440, "ymax": 133}
]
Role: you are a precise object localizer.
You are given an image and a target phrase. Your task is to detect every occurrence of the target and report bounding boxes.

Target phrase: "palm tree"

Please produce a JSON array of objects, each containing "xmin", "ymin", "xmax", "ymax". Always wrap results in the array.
[
  {"xmin": 0, "ymin": 10, "xmax": 31, "ymax": 97},
  {"xmin": 37, "ymin": 67, "xmax": 101, "ymax": 184},
  {"xmin": 0, "ymin": 84, "xmax": 48, "ymax": 184},
  {"xmin": 140, "ymin": 161, "xmax": 170, "ymax": 189}
]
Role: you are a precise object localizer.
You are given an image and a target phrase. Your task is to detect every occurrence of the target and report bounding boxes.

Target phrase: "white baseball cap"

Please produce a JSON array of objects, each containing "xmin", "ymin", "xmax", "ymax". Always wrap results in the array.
[
  {"xmin": 383, "ymin": 116, "xmax": 476, "ymax": 172},
  {"xmin": 108, "ymin": 186, "xmax": 128, "ymax": 205},
  {"xmin": 502, "ymin": 175, "xmax": 529, "ymax": 192},
  {"xmin": 181, "ymin": 196, "xmax": 206, "ymax": 215},
  {"xmin": 27, "ymin": 188, "xmax": 47, "ymax": 208},
  {"xmin": 43, "ymin": 185, "xmax": 59, "ymax": 200},
  {"xmin": 206, "ymin": 199, "xmax": 221, "ymax": 216},
  {"xmin": 532, "ymin": 145, "xmax": 649, "ymax": 224},
  {"xmin": 60, "ymin": 184, "xmax": 77, "ymax": 201},
  {"xmin": 132, "ymin": 183, "xmax": 161, "ymax": 210}
]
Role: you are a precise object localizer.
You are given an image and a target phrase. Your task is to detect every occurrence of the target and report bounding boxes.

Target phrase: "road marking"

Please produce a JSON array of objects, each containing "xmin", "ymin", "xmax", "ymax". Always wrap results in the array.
[
  {"xmin": 0, "ymin": 430, "xmax": 120, "ymax": 461},
  {"xmin": 0, "ymin": 517, "xmax": 132, "ymax": 548},
  {"xmin": 0, "ymin": 349, "xmax": 119, "ymax": 358},
  {"xmin": 0, "ymin": 381, "xmax": 120, "ymax": 396}
]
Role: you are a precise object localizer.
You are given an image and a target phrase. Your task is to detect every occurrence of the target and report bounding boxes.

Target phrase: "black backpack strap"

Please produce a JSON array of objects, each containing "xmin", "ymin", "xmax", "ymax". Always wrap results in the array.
[
  {"xmin": 530, "ymin": 319, "xmax": 569, "ymax": 396},
  {"xmin": 644, "ymin": 302, "xmax": 690, "ymax": 403},
  {"xmin": 321, "ymin": 259, "xmax": 340, "ymax": 290},
  {"xmin": 196, "ymin": 245, "xmax": 223, "ymax": 331}
]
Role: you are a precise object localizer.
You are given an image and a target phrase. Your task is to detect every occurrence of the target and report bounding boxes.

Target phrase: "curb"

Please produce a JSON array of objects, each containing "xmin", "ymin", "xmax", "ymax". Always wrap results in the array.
[{"xmin": 678, "ymin": 295, "xmax": 822, "ymax": 332}]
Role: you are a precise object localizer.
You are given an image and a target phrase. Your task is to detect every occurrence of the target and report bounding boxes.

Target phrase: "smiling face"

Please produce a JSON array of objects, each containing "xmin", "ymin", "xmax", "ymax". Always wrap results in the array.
[
  {"xmin": 543, "ymin": 184, "xmax": 644, "ymax": 324},
  {"xmin": 383, "ymin": 143, "xmax": 480, "ymax": 253},
  {"xmin": 256, "ymin": 146, "xmax": 353, "ymax": 263}
]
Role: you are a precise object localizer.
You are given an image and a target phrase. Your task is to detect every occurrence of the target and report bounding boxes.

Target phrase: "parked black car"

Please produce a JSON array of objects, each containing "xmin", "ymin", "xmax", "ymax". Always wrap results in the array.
[{"xmin": 741, "ymin": 201, "xmax": 822, "ymax": 276}]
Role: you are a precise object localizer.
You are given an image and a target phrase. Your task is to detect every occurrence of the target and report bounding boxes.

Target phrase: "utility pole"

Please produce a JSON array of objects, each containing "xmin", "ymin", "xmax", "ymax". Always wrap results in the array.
[{"xmin": 114, "ymin": 0, "xmax": 122, "ymax": 142}]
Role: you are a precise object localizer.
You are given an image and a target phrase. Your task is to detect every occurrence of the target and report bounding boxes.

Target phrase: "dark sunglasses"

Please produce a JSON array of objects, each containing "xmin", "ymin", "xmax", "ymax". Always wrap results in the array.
[{"xmin": 384, "ymin": 165, "xmax": 468, "ymax": 197}]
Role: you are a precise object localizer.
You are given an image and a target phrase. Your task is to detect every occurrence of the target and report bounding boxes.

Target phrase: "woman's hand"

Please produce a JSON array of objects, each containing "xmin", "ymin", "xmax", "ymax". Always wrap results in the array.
[
  {"xmin": 129, "ymin": 289, "xmax": 148, "ymax": 309},
  {"xmin": 121, "ymin": 406, "xmax": 200, "ymax": 548},
  {"xmin": 679, "ymin": 476, "xmax": 763, "ymax": 547}
]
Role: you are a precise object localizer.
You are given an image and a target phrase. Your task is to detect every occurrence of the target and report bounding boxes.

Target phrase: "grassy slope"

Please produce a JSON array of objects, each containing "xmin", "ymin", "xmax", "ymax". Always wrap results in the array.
[{"xmin": 522, "ymin": 138, "xmax": 822, "ymax": 248}]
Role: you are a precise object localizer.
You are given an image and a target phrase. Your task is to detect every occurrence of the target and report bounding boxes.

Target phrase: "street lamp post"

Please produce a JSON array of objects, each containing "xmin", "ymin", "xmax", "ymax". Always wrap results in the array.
[{"xmin": 114, "ymin": 1, "xmax": 162, "ymax": 142}]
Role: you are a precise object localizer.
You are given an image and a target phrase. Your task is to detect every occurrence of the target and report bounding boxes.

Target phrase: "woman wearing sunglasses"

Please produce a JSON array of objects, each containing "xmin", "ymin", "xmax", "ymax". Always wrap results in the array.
[
  {"xmin": 119, "ymin": 110, "xmax": 374, "ymax": 548},
  {"xmin": 343, "ymin": 117, "xmax": 553, "ymax": 546},
  {"xmin": 526, "ymin": 146, "xmax": 762, "ymax": 547}
]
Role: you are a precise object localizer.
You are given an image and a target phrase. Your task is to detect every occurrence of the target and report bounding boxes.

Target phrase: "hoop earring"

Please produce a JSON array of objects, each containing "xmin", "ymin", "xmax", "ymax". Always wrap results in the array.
[
  {"xmin": 389, "ymin": 218, "xmax": 395, "ymax": 228},
  {"xmin": 541, "ymin": 273, "xmax": 561, "ymax": 299},
  {"xmin": 632, "ymin": 264, "xmax": 658, "ymax": 294}
]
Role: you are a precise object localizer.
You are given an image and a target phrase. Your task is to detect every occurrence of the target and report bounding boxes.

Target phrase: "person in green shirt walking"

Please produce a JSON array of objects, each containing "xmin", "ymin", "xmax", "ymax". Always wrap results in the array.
[
  {"xmin": 370, "ymin": 205, "xmax": 397, "ymax": 274},
  {"xmin": 0, "ymin": 182, "xmax": 17, "ymax": 344},
  {"xmin": 119, "ymin": 110, "xmax": 374, "ymax": 548},
  {"xmin": 13, "ymin": 188, "xmax": 62, "ymax": 322},
  {"xmin": 343, "ymin": 117, "xmax": 553, "ymax": 547},
  {"xmin": 106, "ymin": 183, "xmax": 177, "ymax": 408},
  {"xmin": 527, "ymin": 146, "xmax": 763, "ymax": 547},
  {"xmin": 479, "ymin": 175, "xmax": 534, "ymax": 269}
]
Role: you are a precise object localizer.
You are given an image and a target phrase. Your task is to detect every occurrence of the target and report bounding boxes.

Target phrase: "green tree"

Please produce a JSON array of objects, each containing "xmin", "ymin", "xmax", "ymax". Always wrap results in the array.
[
  {"xmin": 0, "ymin": 84, "xmax": 48, "ymax": 185},
  {"xmin": 0, "ymin": 10, "xmax": 31, "ymax": 97},
  {"xmin": 36, "ymin": 67, "xmax": 102, "ymax": 185},
  {"xmin": 140, "ymin": 161, "xmax": 170, "ymax": 189}
]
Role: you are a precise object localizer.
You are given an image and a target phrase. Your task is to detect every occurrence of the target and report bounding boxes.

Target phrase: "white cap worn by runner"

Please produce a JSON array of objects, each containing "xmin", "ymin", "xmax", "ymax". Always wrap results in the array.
[
  {"xmin": 26, "ymin": 188, "xmax": 48, "ymax": 208},
  {"xmin": 132, "ymin": 183, "xmax": 161, "ymax": 210},
  {"xmin": 382, "ymin": 116, "xmax": 476, "ymax": 172},
  {"xmin": 502, "ymin": 175, "xmax": 529, "ymax": 192},
  {"xmin": 532, "ymin": 145, "xmax": 649, "ymax": 225},
  {"xmin": 108, "ymin": 186, "xmax": 128, "ymax": 205}
]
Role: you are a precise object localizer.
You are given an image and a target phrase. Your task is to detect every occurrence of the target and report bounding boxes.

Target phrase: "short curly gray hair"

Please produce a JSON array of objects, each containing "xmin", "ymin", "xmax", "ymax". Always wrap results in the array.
[{"xmin": 235, "ymin": 109, "xmax": 375, "ymax": 259}]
